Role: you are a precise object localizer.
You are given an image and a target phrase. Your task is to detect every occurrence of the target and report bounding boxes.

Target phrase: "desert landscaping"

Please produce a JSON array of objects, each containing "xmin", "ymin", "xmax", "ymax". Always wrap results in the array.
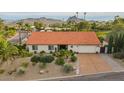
[{"xmin": 0, "ymin": 50, "xmax": 78, "ymax": 80}]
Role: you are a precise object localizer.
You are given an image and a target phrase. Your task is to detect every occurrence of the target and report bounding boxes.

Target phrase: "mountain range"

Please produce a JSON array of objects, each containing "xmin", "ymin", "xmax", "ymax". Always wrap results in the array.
[{"xmin": 4, "ymin": 16, "xmax": 83, "ymax": 26}]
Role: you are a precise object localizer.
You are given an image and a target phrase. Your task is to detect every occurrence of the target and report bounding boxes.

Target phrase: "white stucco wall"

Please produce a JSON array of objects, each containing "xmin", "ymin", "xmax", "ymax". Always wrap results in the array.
[
  {"xmin": 27, "ymin": 45, "xmax": 57, "ymax": 53},
  {"xmin": 27, "ymin": 44, "xmax": 100, "ymax": 53},
  {"xmin": 68, "ymin": 45, "xmax": 100, "ymax": 53}
]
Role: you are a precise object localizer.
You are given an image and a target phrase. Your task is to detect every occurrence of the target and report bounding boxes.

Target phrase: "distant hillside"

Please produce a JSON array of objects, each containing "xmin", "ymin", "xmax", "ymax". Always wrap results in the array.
[
  {"xmin": 4, "ymin": 16, "xmax": 85, "ymax": 26},
  {"xmin": 67, "ymin": 16, "xmax": 84, "ymax": 23},
  {"xmin": 4, "ymin": 17, "xmax": 64, "ymax": 26}
]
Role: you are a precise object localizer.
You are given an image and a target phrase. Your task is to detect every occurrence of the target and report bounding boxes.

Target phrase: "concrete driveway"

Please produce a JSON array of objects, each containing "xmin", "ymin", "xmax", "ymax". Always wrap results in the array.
[{"xmin": 78, "ymin": 54, "xmax": 112, "ymax": 75}]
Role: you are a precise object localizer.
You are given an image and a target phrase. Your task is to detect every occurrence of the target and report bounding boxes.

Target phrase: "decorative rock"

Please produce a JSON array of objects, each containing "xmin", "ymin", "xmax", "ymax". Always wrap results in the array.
[
  {"xmin": 39, "ymin": 70, "xmax": 45, "ymax": 74},
  {"xmin": 73, "ymin": 66, "xmax": 77, "ymax": 70}
]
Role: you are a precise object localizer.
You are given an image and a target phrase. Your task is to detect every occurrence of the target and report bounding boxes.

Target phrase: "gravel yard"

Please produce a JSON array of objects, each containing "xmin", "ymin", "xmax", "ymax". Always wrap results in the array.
[{"xmin": 0, "ymin": 57, "xmax": 77, "ymax": 81}]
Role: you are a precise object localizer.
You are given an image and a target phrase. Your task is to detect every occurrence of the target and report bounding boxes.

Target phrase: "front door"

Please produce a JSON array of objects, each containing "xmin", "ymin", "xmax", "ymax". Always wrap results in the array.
[{"xmin": 58, "ymin": 45, "xmax": 68, "ymax": 50}]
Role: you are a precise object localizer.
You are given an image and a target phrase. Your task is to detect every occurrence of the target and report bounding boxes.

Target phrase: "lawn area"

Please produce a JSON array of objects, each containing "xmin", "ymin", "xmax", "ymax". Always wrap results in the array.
[{"xmin": 0, "ymin": 50, "xmax": 77, "ymax": 80}]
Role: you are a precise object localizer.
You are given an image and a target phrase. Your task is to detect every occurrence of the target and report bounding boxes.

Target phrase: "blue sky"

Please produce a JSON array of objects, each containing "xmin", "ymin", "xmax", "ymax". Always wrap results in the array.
[{"xmin": 0, "ymin": 12, "xmax": 124, "ymax": 21}]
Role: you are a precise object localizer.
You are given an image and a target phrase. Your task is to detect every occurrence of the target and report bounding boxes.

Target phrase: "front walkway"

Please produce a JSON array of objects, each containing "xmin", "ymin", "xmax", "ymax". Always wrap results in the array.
[
  {"xmin": 100, "ymin": 54, "xmax": 124, "ymax": 71},
  {"xmin": 78, "ymin": 54, "xmax": 112, "ymax": 75}
]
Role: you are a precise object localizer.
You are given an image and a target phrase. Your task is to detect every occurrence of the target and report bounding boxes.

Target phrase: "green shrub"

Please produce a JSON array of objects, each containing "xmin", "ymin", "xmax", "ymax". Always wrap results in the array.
[
  {"xmin": 20, "ymin": 50, "xmax": 33, "ymax": 57},
  {"xmin": 69, "ymin": 50, "xmax": 75, "ymax": 56},
  {"xmin": 17, "ymin": 67, "xmax": 26, "ymax": 75},
  {"xmin": 52, "ymin": 52, "xmax": 60, "ymax": 57},
  {"xmin": 113, "ymin": 52, "xmax": 124, "ymax": 59},
  {"xmin": 63, "ymin": 64, "xmax": 73, "ymax": 73},
  {"xmin": 31, "ymin": 55, "xmax": 40, "ymax": 63},
  {"xmin": 55, "ymin": 57, "xmax": 65, "ymax": 65},
  {"xmin": 40, "ymin": 51, "xmax": 46, "ymax": 55},
  {"xmin": 59, "ymin": 49, "xmax": 66, "ymax": 57},
  {"xmin": 71, "ymin": 56, "xmax": 77, "ymax": 62},
  {"xmin": 21, "ymin": 62, "xmax": 29, "ymax": 68},
  {"xmin": 50, "ymin": 51, "xmax": 53, "ymax": 54},
  {"xmin": 0, "ymin": 69, "xmax": 5, "ymax": 74},
  {"xmin": 39, "ymin": 55, "xmax": 54, "ymax": 63}
]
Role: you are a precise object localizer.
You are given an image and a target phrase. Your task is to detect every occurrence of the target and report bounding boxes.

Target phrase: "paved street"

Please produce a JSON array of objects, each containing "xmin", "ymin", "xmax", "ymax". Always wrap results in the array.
[
  {"xmin": 9, "ymin": 32, "xmax": 27, "ymax": 43},
  {"xmin": 48, "ymin": 71, "xmax": 124, "ymax": 81}
]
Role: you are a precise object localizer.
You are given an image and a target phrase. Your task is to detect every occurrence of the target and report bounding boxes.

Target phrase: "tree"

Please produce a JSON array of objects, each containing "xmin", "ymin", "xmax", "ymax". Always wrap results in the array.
[
  {"xmin": 24, "ymin": 23, "xmax": 32, "ymax": 31},
  {"xmin": 84, "ymin": 12, "xmax": 87, "ymax": 20},
  {"xmin": 77, "ymin": 21, "xmax": 91, "ymax": 31},
  {"xmin": 0, "ymin": 18, "xmax": 4, "ymax": 31},
  {"xmin": 34, "ymin": 22, "xmax": 43, "ymax": 30},
  {"xmin": 108, "ymin": 34, "xmax": 114, "ymax": 53},
  {"xmin": 107, "ymin": 31, "xmax": 124, "ymax": 53},
  {"xmin": 0, "ymin": 40, "xmax": 18, "ymax": 64},
  {"xmin": 39, "ymin": 55, "xmax": 54, "ymax": 64},
  {"xmin": 76, "ymin": 12, "xmax": 78, "ymax": 18},
  {"xmin": 16, "ymin": 22, "xmax": 23, "ymax": 45},
  {"xmin": 31, "ymin": 55, "xmax": 40, "ymax": 63},
  {"xmin": 112, "ymin": 23, "xmax": 124, "ymax": 32},
  {"xmin": 112, "ymin": 16, "xmax": 124, "ymax": 32}
]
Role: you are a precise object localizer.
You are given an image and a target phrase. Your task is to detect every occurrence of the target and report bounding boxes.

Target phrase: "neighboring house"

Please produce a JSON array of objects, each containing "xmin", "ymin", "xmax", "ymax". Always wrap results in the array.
[{"xmin": 26, "ymin": 32, "xmax": 100, "ymax": 53}]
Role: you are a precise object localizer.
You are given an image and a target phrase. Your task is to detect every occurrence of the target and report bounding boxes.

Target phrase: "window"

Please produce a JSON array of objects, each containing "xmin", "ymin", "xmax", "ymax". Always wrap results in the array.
[
  {"xmin": 48, "ymin": 45, "xmax": 54, "ymax": 50},
  {"xmin": 32, "ymin": 45, "xmax": 38, "ymax": 50},
  {"xmin": 71, "ymin": 45, "xmax": 73, "ymax": 48}
]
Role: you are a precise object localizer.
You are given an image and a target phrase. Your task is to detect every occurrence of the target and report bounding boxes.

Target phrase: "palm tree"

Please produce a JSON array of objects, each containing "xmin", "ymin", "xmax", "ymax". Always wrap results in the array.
[
  {"xmin": 0, "ymin": 40, "xmax": 18, "ymax": 64},
  {"xmin": 24, "ymin": 23, "xmax": 32, "ymax": 37},
  {"xmin": 84, "ymin": 12, "xmax": 87, "ymax": 20},
  {"xmin": 16, "ymin": 22, "xmax": 23, "ymax": 45},
  {"xmin": 76, "ymin": 12, "xmax": 78, "ymax": 18}
]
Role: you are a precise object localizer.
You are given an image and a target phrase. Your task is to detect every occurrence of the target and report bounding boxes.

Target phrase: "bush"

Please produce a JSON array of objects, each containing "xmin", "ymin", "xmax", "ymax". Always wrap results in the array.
[
  {"xmin": 31, "ymin": 55, "xmax": 40, "ymax": 63},
  {"xmin": 59, "ymin": 49, "xmax": 66, "ymax": 57},
  {"xmin": 0, "ymin": 69, "xmax": 5, "ymax": 74},
  {"xmin": 52, "ymin": 52, "xmax": 60, "ymax": 57},
  {"xmin": 69, "ymin": 50, "xmax": 75, "ymax": 56},
  {"xmin": 113, "ymin": 52, "xmax": 124, "ymax": 59},
  {"xmin": 50, "ymin": 51, "xmax": 53, "ymax": 54},
  {"xmin": 21, "ymin": 62, "xmax": 29, "ymax": 68},
  {"xmin": 71, "ymin": 56, "xmax": 77, "ymax": 62},
  {"xmin": 20, "ymin": 50, "xmax": 33, "ymax": 57},
  {"xmin": 17, "ymin": 67, "xmax": 26, "ymax": 75},
  {"xmin": 39, "ymin": 55, "xmax": 54, "ymax": 63},
  {"xmin": 63, "ymin": 64, "xmax": 74, "ymax": 73},
  {"xmin": 40, "ymin": 51, "xmax": 46, "ymax": 55},
  {"xmin": 55, "ymin": 57, "xmax": 65, "ymax": 65}
]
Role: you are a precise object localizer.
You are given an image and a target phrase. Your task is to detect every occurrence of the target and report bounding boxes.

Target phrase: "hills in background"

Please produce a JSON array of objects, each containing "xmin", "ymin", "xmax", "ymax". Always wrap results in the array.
[{"xmin": 4, "ymin": 16, "xmax": 88, "ymax": 26}]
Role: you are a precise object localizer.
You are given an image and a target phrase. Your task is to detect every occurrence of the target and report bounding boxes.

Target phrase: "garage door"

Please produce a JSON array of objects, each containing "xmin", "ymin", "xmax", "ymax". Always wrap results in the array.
[{"xmin": 77, "ymin": 45, "xmax": 99, "ymax": 53}]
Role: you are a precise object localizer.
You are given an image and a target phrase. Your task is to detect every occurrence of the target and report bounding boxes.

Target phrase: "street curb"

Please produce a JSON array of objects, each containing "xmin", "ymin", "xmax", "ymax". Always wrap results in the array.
[{"xmin": 32, "ymin": 70, "xmax": 124, "ymax": 81}]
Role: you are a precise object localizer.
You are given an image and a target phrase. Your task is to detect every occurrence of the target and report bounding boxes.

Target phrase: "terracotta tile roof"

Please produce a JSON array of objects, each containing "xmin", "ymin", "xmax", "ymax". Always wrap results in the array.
[{"xmin": 27, "ymin": 32, "xmax": 100, "ymax": 45}]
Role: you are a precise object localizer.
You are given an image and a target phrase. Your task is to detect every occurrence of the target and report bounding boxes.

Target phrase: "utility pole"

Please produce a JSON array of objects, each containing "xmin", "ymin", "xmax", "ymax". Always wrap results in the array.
[{"xmin": 19, "ymin": 30, "xmax": 22, "ymax": 45}]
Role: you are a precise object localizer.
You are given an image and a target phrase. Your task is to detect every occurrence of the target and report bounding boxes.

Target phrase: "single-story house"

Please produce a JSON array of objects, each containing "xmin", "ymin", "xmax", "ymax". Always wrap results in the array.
[{"xmin": 26, "ymin": 32, "xmax": 100, "ymax": 53}]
